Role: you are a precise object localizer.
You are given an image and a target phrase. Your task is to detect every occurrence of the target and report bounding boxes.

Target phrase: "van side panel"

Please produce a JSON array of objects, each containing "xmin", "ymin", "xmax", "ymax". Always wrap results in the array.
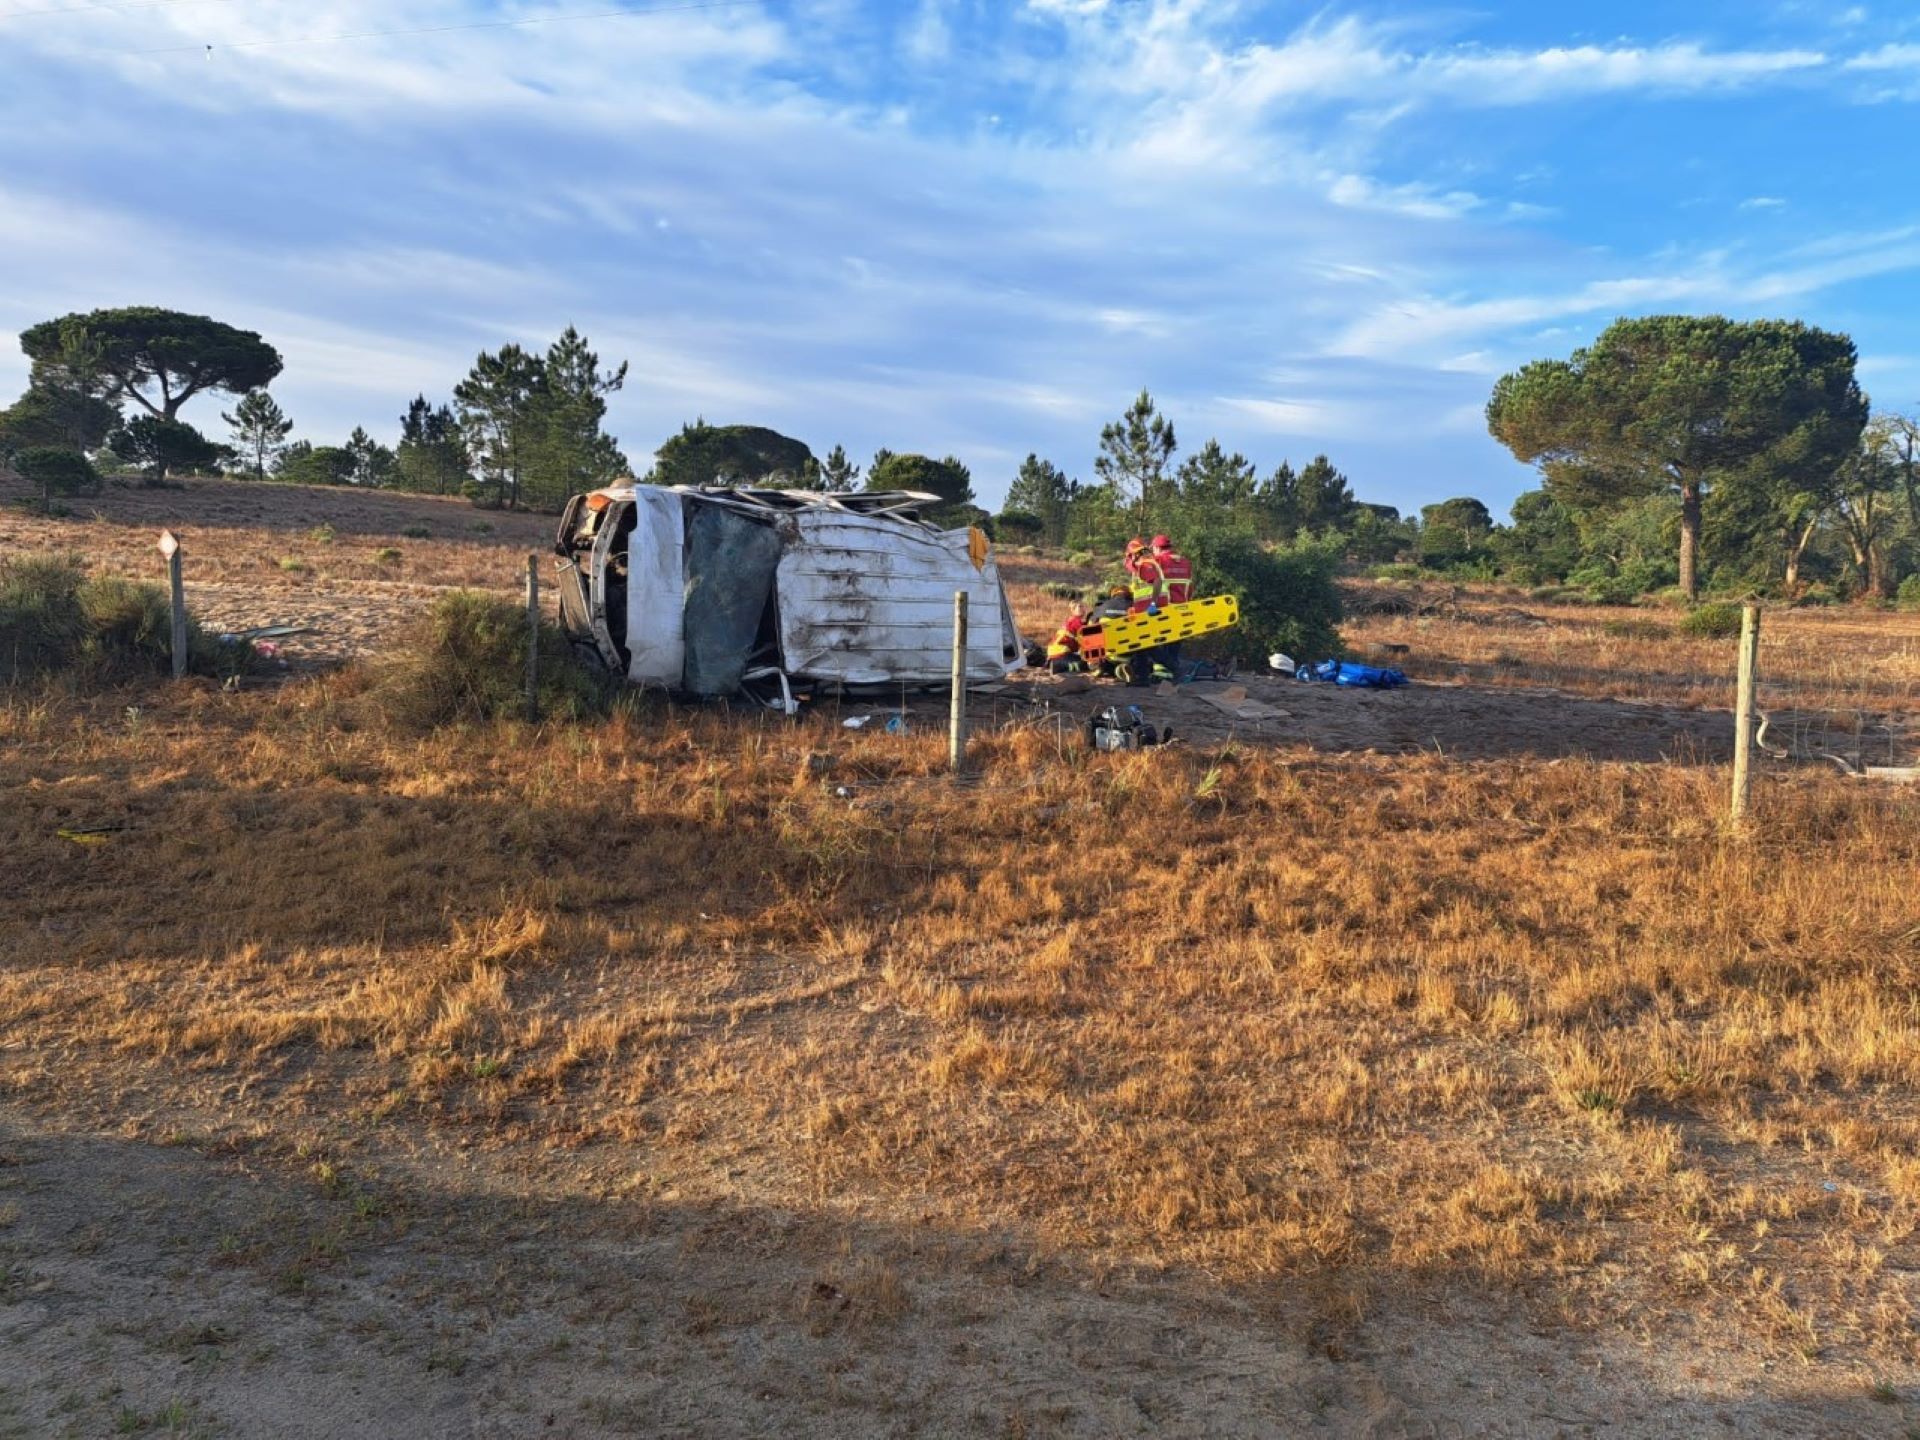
[
  {"xmin": 624, "ymin": 488, "xmax": 687, "ymax": 686},
  {"xmin": 774, "ymin": 513, "xmax": 1012, "ymax": 685}
]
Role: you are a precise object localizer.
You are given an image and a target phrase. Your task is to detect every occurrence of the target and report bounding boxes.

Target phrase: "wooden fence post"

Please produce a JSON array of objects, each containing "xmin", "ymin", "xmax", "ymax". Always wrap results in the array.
[
  {"xmin": 948, "ymin": 589, "xmax": 968, "ymax": 773},
  {"xmin": 159, "ymin": 530, "xmax": 187, "ymax": 681},
  {"xmin": 525, "ymin": 553, "xmax": 540, "ymax": 724},
  {"xmin": 1731, "ymin": 603, "xmax": 1761, "ymax": 824}
]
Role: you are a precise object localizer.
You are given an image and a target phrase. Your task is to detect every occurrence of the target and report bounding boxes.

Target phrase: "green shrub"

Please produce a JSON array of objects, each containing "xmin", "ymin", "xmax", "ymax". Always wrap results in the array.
[
  {"xmin": 993, "ymin": 509, "xmax": 1043, "ymax": 544},
  {"xmin": 1580, "ymin": 575, "xmax": 1642, "ymax": 607},
  {"xmin": 1, "ymin": 554, "xmax": 88, "ymax": 678},
  {"xmin": 1371, "ymin": 562, "xmax": 1427, "ymax": 582},
  {"xmin": 364, "ymin": 590, "xmax": 609, "ymax": 731},
  {"xmin": 1066, "ymin": 551, "xmax": 1095, "ymax": 569},
  {"xmin": 307, "ymin": 524, "xmax": 337, "ymax": 545},
  {"xmin": 374, "ymin": 547, "xmax": 403, "ymax": 565},
  {"xmin": 401, "ymin": 524, "xmax": 431, "ymax": 540},
  {"xmin": 1191, "ymin": 531, "xmax": 1342, "ymax": 663},
  {"xmin": 1796, "ymin": 583, "xmax": 1838, "ymax": 608},
  {"xmin": 0, "ymin": 552, "xmax": 238, "ymax": 682},
  {"xmin": 13, "ymin": 447, "xmax": 101, "ymax": 508},
  {"xmin": 1040, "ymin": 581, "xmax": 1084, "ymax": 601},
  {"xmin": 1898, "ymin": 575, "xmax": 1920, "ymax": 611},
  {"xmin": 469, "ymin": 520, "xmax": 495, "ymax": 535},
  {"xmin": 278, "ymin": 556, "xmax": 309, "ymax": 573},
  {"xmin": 1678, "ymin": 602, "xmax": 1744, "ymax": 639}
]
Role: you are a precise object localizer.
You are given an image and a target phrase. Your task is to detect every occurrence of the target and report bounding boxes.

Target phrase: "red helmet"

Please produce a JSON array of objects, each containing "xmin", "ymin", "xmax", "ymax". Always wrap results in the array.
[
  {"xmin": 1151, "ymin": 534, "xmax": 1171, "ymax": 550},
  {"xmin": 1125, "ymin": 537, "xmax": 1147, "ymax": 556}
]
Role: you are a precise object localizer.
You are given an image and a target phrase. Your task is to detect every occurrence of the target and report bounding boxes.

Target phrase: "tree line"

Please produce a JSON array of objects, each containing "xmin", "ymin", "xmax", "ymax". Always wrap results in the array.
[{"xmin": 4, "ymin": 305, "xmax": 1910, "ymax": 607}]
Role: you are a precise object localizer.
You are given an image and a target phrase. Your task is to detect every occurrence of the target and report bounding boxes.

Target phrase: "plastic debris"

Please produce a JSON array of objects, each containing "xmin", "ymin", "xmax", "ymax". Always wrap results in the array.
[{"xmin": 1294, "ymin": 660, "xmax": 1408, "ymax": 688}]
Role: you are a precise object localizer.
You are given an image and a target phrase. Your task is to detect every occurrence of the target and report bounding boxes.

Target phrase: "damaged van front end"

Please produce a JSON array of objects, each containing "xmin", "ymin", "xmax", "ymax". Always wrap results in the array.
[{"xmin": 554, "ymin": 484, "xmax": 1025, "ymax": 704}]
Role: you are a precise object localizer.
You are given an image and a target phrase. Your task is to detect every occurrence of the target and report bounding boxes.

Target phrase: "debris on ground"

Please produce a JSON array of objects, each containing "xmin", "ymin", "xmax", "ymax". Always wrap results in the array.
[{"xmin": 1294, "ymin": 660, "xmax": 1410, "ymax": 689}]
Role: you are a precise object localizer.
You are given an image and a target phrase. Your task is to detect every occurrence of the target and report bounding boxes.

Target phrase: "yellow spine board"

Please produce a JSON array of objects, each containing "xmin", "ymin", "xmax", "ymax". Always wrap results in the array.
[{"xmin": 1097, "ymin": 595, "xmax": 1240, "ymax": 657}]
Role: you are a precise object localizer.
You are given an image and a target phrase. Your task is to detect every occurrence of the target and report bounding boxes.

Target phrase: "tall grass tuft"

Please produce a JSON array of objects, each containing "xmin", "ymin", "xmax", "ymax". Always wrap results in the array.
[
  {"xmin": 1, "ymin": 551, "xmax": 236, "ymax": 681},
  {"xmin": 363, "ymin": 589, "xmax": 610, "ymax": 730}
]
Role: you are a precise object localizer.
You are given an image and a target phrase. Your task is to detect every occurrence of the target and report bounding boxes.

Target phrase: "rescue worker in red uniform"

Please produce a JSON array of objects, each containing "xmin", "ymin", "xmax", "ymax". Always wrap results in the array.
[
  {"xmin": 1151, "ymin": 534, "xmax": 1192, "ymax": 605},
  {"xmin": 1124, "ymin": 538, "xmax": 1165, "ymax": 614},
  {"xmin": 1044, "ymin": 609, "xmax": 1087, "ymax": 673},
  {"xmin": 1147, "ymin": 533, "xmax": 1192, "ymax": 683}
]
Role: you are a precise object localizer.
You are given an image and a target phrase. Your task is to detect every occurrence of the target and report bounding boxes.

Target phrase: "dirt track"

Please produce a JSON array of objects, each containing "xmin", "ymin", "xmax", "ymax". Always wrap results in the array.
[{"xmin": 4, "ymin": 1111, "xmax": 1910, "ymax": 1440}]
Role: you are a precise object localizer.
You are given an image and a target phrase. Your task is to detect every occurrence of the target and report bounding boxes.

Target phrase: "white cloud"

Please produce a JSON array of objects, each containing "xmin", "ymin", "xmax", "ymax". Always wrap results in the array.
[
  {"xmin": 1216, "ymin": 395, "xmax": 1360, "ymax": 437},
  {"xmin": 1328, "ymin": 173, "xmax": 1482, "ymax": 220},
  {"xmin": 1845, "ymin": 43, "xmax": 1920, "ymax": 69},
  {"xmin": 903, "ymin": 0, "xmax": 952, "ymax": 63},
  {"xmin": 1739, "ymin": 195, "xmax": 1788, "ymax": 209}
]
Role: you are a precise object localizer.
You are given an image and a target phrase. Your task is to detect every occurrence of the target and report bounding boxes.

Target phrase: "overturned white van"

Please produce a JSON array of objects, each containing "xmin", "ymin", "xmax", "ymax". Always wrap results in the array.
[{"xmin": 553, "ymin": 484, "xmax": 1026, "ymax": 701}]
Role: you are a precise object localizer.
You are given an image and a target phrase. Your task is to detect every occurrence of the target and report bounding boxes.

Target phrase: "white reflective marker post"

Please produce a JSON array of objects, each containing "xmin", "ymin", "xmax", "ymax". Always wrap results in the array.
[
  {"xmin": 1731, "ymin": 603, "xmax": 1760, "ymax": 825},
  {"xmin": 948, "ymin": 589, "xmax": 968, "ymax": 773},
  {"xmin": 525, "ymin": 553, "xmax": 541, "ymax": 724},
  {"xmin": 158, "ymin": 529, "xmax": 187, "ymax": 681}
]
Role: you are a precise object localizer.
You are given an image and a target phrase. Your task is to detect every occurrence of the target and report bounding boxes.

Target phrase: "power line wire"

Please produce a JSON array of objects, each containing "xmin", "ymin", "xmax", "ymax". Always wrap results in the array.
[{"xmin": 73, "ymin": 0, "xmax": 760, "ymax": 55}]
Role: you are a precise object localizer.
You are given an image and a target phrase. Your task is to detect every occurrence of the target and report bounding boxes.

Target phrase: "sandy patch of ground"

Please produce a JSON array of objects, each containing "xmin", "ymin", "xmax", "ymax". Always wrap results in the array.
[{"xmin": 3, "ymin": 1113, "xmax": 1912, "ymax": 1439}]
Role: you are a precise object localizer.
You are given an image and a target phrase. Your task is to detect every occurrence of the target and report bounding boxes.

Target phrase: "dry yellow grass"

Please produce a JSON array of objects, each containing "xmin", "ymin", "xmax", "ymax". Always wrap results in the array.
[
  {"xmin": 1343, "ymin": 581, "xmax": 1920, "ymax": 716},
  {"xmin": 4, "ymin": 668, "xmax": 1919, "ymax": 1368}
]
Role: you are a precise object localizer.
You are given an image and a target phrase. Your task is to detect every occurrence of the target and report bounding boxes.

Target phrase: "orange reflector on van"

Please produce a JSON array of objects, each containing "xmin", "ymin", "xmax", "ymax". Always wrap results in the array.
[{"xmin": 585, "ymin": 491, "xmax": 612, "ymax": 513}]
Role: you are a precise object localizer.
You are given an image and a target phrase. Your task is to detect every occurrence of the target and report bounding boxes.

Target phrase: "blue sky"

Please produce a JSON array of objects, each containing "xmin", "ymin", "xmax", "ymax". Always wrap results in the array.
[{"xmin": 2, "ymin": 0, "xmax": 1917, "ymax": 515}]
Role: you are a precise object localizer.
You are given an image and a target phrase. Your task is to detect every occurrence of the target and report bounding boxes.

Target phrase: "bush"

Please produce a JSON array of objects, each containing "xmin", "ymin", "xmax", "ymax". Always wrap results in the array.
[
  {"xmin": 1898, "ymin": 575, "xmax": 1920, "ymax": 612},
  {"xmin": 1066, "ymin": 551, "xmax": 1095, "ymax": 569},
  {"xmin": 307, "ymin": 524, "xmax": 336, "ymax": 545},
  {"xmin": 1191, "ymin": 531, "xmax": 1342, "ymax": 663},
  {"xmin": 1, "ymin": 554, "xmax": 88, "ymax": 678},
  {"xmin": 1040, "ymin": 581, "xmax": 1084, "ymax": 601},
  {"xmin": 1580, "ymin": 575, "xmax": 1643, "ymax": 607},
  {"xmin": 364, "ymin": 591, "xmax": 609, "ymax": 731},
  {"xmin": 1602, "ymin": 617, "xmax": 1669, "ymax": 641},
  {"xmin": 994, "ymin": 509, "xmax": 1043, "ymax": 544},
  {"xmin": 1371, "ymin": 562, "xmax": 1427, "ymax": 582},
  {"xmin": 1678, "ymin": 602, "xmax": 1744, "ymax": 639},
  {"xmin": 0, "ymin": 552, "xmax": 237, "ymax": 682},
  {"xmin": 401, "ymin": 524, "xmax": 431, "ymax": 540},
  {"xmin": 374, "ymin": 547, "xmax": 402, "ymax": 565},
  {"xmin": 13, "ymin": 447, "xmax": 101, "ymax": 507},
  {"xmin": 278, "ymin": 556, "xmax": 309, "ymax": 573}
]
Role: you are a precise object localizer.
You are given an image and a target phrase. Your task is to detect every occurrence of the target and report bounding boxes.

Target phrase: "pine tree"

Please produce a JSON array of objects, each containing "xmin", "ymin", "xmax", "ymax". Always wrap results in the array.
[
  {"xmin": 819, "ymin": 443, "xmax": 861, "ymax": 491},
  {"xmin": 1292, "ymin": 455, "xmax": 1356, "ymax": 533},
  {"xmin": 1174, "ymin": 439, "xmax": 1258, "ymax": 507},
  {"xmin": 396, "ymin": 396, "xmax": 469, "ymax": 495},
  {"xmin": 345, "ymin": 426, "xmax": 397, "ymax": 488},
  {"xmin": 1004, "ymin": 454, "xmax": 1075, "ymax": 546},
  {"xmin": 1095, "ymin": 389, "xmax": 1177, "ymax": 525},
  {"xmin": 222, "ymin": 390, "xmax": 293, "ymax": 479},
  {"xmin": 453, "ymin": 344, "xmax": 546, "ymax": 509},
  {"xmin": 521, "ymin": 326, "xmax": 629, "ymax": 511}
]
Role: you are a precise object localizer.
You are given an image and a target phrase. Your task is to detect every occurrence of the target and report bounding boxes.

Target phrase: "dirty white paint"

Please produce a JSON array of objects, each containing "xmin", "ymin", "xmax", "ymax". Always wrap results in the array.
[
  {"xmin": 624, "ymin": 487, "xmax": 686, "ymax": 686},
  {"xmin": 774, "ymin": 513, "xmax": 1018, "ymax": 685}
]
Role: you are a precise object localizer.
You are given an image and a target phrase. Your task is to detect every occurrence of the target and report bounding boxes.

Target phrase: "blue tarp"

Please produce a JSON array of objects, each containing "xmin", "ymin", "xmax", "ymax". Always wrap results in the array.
[{"xmin": 1294, "ymin": 659, "xmax": 1408, "ymax": 688}]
